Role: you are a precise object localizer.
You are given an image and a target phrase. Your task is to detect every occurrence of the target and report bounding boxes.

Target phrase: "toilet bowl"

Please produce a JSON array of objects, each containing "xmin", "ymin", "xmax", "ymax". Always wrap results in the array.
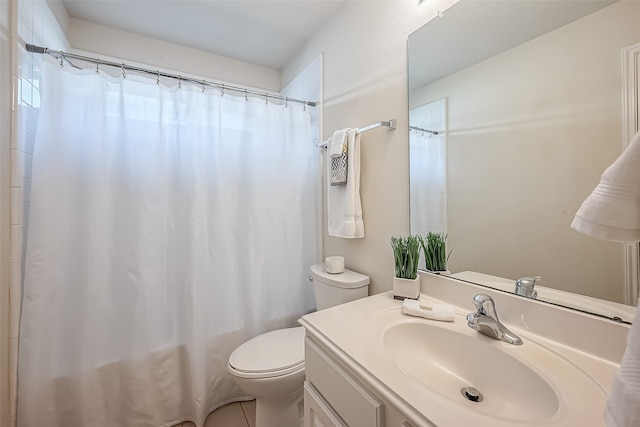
[
  {"xmin": 228, "ymin": 327, "xmax": 305, "ymax": 427},
  {"xmin": 228, "ymin": 264, "xmax": 369, "ymax": 427}
]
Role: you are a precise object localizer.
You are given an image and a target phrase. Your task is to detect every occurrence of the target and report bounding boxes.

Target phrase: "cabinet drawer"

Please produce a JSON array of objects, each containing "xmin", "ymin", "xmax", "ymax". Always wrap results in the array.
[
  {"xmin": 304, "ymin": 381, "xmax": 347, "ymax": 427},
  {"xmin": 305, "ymin": 337, "xmax": 383, "ymax": 427}
]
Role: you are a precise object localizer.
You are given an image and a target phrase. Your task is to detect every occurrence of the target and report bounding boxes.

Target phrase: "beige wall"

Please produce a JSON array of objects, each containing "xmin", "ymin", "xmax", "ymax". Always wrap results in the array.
[
  {"xmin": 65, "ymin": 17, "xmax": 281, "ymax": 92},
  {"xmin": 282, "ymin": 0, "xmax": 457, "ymax": 295},
  {"xmin": 410, "ymin": 1, "xmax": 640, "ymax": 302}
]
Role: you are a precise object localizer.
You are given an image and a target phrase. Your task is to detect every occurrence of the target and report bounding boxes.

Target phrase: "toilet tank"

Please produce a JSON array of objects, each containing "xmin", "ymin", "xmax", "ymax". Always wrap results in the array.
[{"xmin": 310, "ymin": 263, "xmax": 370, "ymax": 310}]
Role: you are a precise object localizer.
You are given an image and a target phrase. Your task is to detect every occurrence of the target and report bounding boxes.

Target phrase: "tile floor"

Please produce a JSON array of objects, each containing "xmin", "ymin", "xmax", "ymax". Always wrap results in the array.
[{"xmin": 175, "ymin": 400, "xmax": 256, "ymax": 427}]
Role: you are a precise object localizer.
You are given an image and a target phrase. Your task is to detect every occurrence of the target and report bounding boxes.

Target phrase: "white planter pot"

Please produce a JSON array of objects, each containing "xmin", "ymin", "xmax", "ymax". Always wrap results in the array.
[{"xmin": 393, "ymin": 276, "xmax": 420, "ymax": 300}]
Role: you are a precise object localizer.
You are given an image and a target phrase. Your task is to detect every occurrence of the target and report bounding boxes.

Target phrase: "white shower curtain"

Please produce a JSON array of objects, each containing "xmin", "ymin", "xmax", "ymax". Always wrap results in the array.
[
  {"xmin": 409, "ymin": 129, "xmax": 447, "ymax": 235},
  {"xmin": 409, "ymin": 99, "xmax": 447, "ymax": 236},
  {"xmin": 17, "ymin": 60, "xmax": 317, "ymax": 427}
]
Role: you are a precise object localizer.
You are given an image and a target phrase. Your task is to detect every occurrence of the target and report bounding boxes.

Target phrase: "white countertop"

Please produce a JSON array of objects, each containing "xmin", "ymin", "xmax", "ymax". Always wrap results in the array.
[{"xmin": 300, "ymin": 288, "xmax": 622, "ymax": 427}]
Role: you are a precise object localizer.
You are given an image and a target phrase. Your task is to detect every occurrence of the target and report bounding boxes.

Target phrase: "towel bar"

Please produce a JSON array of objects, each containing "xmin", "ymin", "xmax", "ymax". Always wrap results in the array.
[{"xmin": 318, "ymin": 119, "xmax": 396, "ymax": 148}]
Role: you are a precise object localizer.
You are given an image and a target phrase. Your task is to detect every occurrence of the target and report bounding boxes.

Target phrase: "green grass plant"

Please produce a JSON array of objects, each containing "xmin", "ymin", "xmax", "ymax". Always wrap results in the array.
[
  {"xmin": 390, "ymin": 235, "xmax": 420, "ymax": 280},
  {"xmin": 419, "ymin": 232, "xmax": 450, "ymax": 272}
]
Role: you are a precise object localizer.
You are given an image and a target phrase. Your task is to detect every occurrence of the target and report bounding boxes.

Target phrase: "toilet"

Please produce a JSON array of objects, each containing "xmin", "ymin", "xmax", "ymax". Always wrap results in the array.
[{"xmin": 227, "ymin": 263, "xmax": 370, "ymax": 427}]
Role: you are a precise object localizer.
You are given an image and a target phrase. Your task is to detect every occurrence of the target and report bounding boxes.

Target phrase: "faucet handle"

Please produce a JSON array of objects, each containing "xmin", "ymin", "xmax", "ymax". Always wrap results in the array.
[{"xmin": 472, "ymin": 294, "xmax": 499, "ymax": 320}]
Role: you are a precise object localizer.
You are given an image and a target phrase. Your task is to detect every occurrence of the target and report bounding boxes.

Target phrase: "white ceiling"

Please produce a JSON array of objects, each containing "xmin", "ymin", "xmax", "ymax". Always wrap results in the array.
[{"xmin": 61, "ymin": 0, "xmax": 346, "ymax": 70}]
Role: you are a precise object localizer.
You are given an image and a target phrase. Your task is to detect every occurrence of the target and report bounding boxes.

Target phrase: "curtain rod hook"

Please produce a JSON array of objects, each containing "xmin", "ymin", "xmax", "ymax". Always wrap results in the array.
[
  {"xmin": 265, "ymin": 93, "xmax": 268, "ymax": 105},
  {"xmin": 59, "ymin": 54, "xmax": 64, "ymax": 68},
  {"xmin": 178, "ymin": 75, "xmax": 181, "ymax": 89},
  {"xmin": 221, "ymin": 84, "xmax": 225, "ymax": 97},
  {"xmin": 156, "ymin": 71, "xmax": 160, "ymax": 85},
  {"xmin": 95, "ymin": 60, "xmax": 99, "ymax": 74},
  {"xmin": 201, "ymin": 80, "xmax": 206, "ymax": 93},
  {"xmin": 285, "ymin": 97, "xmax": 288, "ymax": 108},
  {"xmin": 244, "ymin": 89, "xmax": 248, "ymax": 101},
  {"xmin": 121, "ymin": 64, "xmax": 126, "ymax": 79}
]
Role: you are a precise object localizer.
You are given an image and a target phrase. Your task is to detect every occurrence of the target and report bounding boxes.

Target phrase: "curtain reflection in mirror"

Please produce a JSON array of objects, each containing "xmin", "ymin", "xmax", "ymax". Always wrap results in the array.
[{"xmin": 409, "ymin": 98, "xmax": 447, "ymax": 236}]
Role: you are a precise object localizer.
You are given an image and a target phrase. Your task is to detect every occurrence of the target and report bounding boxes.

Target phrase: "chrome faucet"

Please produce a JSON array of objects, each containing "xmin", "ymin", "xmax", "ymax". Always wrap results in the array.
[
  {"xmin": 514, "ymin": 276, "xmax": 541, "ymax": 299},
  {"xmin": 466, "ymin": 294, "xmax": 523, "ymax": 345}
]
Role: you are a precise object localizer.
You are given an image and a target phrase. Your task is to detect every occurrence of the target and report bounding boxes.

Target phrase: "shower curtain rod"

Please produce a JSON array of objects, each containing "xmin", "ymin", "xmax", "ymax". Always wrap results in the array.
[
  {"xmin": 409, "ymin": 125, "xmax": 439, "ymax": 136},
  {"xmin": 25, "ymin": 43, "xmax": 317, "ymax": 108}
]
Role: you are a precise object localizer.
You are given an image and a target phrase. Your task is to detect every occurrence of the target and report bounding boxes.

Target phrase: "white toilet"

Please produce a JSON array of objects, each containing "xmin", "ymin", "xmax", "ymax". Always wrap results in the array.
[{"xmin": 227, "ymin": 263, "xmax": 370, "ymax": 427}]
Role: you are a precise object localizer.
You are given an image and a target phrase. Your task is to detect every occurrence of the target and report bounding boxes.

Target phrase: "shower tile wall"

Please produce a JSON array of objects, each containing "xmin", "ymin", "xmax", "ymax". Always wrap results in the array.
[
  {"xmin": 9, "ymin": 1, "xmax": 68, "ymax": 425},
  {"xmin": 1, "ymin": 2, "xmax": 11, "ymax": 423}
]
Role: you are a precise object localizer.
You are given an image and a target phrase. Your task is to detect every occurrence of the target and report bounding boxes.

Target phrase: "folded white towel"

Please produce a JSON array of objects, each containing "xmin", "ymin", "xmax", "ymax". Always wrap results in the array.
[
  {"xmin": 328, "ymin": 128, "xmax": 364, "ymax": 238},
  {"xmin": 605, "ymin": 302, "xmax": 640, "ymax": 427},
  {"xmin": 572, "ymin": 130, "xmax": 640, "ymax": 242},
  {"xmin": 402, "ymin": 298, "xmax": 455, "ymax": 322},
  {"xmin": 328, "ymin": 129, "xmax": 348, "ymax": 158}
]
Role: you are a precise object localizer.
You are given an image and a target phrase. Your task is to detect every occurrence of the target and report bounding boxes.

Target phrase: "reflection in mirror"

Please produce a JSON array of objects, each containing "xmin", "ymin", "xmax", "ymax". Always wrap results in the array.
[
  {"xmin": 409, "ymin": 99, "xmax": 447, "ymax": 235},
  {"xmin": 408, "ymin": 0, "xmax": 640, "ymax": 323}
]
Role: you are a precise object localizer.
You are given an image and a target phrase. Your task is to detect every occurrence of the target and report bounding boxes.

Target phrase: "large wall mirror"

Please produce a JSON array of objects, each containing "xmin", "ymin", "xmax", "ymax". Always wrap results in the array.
[{"xmin": 408, "ymin": 0, "xmax": 640, "ymax": 323}]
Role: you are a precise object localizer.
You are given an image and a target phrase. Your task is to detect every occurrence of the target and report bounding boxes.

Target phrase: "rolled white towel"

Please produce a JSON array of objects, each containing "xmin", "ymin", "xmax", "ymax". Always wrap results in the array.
[{"xmin": 402, "ymin": 298, "xmax": 455, "ymax": 322}]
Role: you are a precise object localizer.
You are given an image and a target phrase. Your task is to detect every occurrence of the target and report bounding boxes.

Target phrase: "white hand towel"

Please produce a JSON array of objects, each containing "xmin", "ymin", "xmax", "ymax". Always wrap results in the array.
[
  {"xmin": 328, "ymin": 128, "xmax": 364, "ymax": 238},
  {"xmin": 402, "ymin": 298, "xmax": 455, "ymax": 322},
  {"xmin": 572, "ymin": 130, "xmax": 640, "ymax": 242},
  {"xmin": 328, "ymin": 129, "xmax": 348, "ymax": 158},
  {"xmin": 605, "ymin": 301, "xmax": 640, "ymax": 426}
]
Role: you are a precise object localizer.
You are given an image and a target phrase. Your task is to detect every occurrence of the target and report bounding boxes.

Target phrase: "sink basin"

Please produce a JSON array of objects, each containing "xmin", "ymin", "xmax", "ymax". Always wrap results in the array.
[
  {"xmin": 361, "ymin": 305, "xmax": 610, "ymax": 425},
  {"xmin": 383, "ymin": 322, "xmax": 559, "ymax": 423}
]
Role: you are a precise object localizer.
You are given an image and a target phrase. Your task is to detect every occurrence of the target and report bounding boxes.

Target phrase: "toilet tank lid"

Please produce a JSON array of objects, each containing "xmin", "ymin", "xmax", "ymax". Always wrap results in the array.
[{"xmin": 311, "ymin": 263, "xmax": 370, "ymax": 289}]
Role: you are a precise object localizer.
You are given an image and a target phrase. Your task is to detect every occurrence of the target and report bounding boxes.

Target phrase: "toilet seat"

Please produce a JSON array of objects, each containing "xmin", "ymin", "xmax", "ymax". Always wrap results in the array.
[{"xmin": 228, "ymin": 326, "xmax": 305, "ymax": 379}]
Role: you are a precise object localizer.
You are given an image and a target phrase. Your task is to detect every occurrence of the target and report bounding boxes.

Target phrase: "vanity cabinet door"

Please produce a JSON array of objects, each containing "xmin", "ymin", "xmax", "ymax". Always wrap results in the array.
[
  {"xmin": 384, "ymin": 401, "xmax": 422, "ymax": 427},
  {"xmin": 304, "ymin": 381, "xmax": 347, "ymax": 427},
  {"xmin": 305, "ymin": 337, "xmax": 383, "ymax": 427}
]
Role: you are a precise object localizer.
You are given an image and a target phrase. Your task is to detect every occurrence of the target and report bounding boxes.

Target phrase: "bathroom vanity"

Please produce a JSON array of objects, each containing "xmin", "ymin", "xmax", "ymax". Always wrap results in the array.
[
  {"xmin": 299, "ymin": 272, "xmax": 628, "ymax": 427},
  {"xmin": 302, "ymin": 319, "xmax": 428, "ymax": 427}
]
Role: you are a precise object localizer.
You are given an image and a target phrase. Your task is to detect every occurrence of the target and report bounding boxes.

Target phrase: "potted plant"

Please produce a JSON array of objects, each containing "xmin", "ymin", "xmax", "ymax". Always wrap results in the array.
[
  {"xmin": 390, "ymin": 235, "xmax": 421, "ymax": 300},
  {"xmin": 419, "ymin": 232, "xmax": 451, "ymax": 274}
]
